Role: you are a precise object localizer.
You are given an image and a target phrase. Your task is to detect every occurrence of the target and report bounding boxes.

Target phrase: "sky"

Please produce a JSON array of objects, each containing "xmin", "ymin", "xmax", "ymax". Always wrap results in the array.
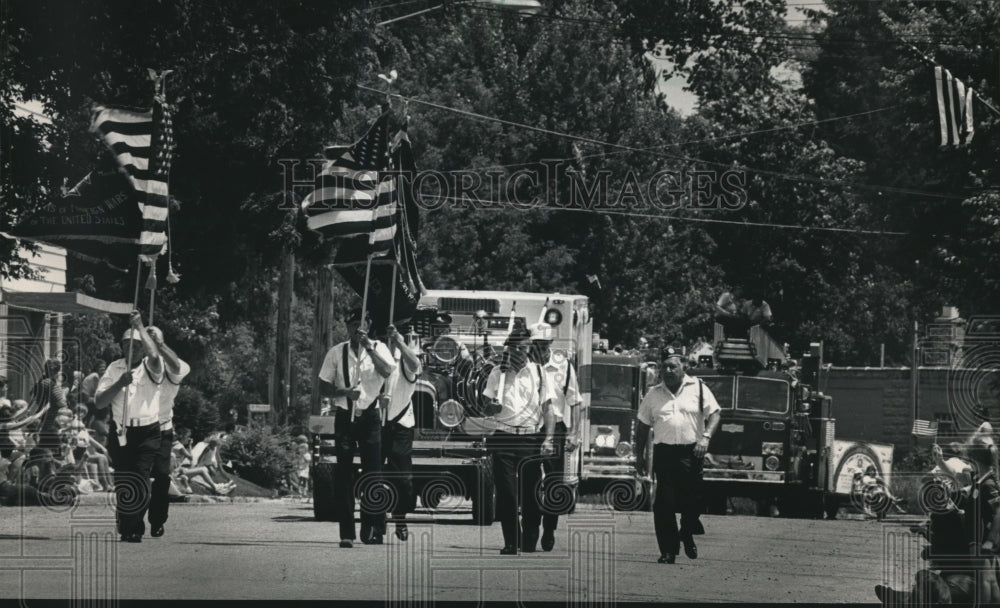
[{"xmin": 653, "ymin": 2, "xmax": 818, "ymax": 116}]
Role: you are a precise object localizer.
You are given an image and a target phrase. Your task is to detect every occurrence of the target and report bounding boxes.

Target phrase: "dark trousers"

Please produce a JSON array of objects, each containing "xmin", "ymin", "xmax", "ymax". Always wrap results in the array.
[
  {"xmin": 334, "ymin": 406, "xmax": 383, "ymax": 541},
  {"xmin": 148, "ymin": 430, "xmax": 174, "ymax": 529},
  {"xmin": 381, "ymin": 421, "xmax": 413, "ymax": 524},
  {"xmin": 489, "ymin": 432, "xmax": 544, "ymax": 549},
  {"xmin": 652, "ymin": 443, "xmax": 703, "ymax": 556},
  {"xmin": 107, "ymin": 422, "xmax": 161, "ymax": 537},
  {"xmin": 542, "ymin": 422, "xmax": 568, "ymax": 533}
]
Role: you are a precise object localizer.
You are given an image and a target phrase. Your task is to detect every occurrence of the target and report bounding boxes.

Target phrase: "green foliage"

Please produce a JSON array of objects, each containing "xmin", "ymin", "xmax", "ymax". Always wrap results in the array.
[
  {"xmin": 5, "ymin": 0, "xmax": 1000, "ymax": 431},
  {"xmin": 896, "ymin": 445, "xmax": 934, "ymax": 473},
  {"xmin": 221, "ymin": 424, "xmax": 296, "ymax": 490},
  {"xmin": 171, "ymin": 385, "xmax": 220, "ymax": 443}
]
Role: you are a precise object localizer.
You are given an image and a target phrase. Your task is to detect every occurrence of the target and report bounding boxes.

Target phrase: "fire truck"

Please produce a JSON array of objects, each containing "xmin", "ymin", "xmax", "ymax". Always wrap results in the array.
[{"xmin": 687, "ymin": 327, "xmax": 895, "ymax": 518}]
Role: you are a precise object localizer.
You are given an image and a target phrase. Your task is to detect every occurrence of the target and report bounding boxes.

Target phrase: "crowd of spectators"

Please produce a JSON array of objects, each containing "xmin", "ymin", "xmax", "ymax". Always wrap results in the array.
[{"xmin": 0, "ymin": 359, "xmax": 237, "ymax": 506}]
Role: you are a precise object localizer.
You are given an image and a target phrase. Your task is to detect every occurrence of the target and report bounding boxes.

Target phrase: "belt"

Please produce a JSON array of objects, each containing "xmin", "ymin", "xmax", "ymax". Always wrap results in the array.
[
  {"xmin": 160, "ymin": 422, "xmax": 173, "ymax": 432},
  {"xmin": 494, "ymin": 421, "xmax": 537, "ymax": 435},
  {"xmin": 120, "ymin": 417, "xmax": 160, "ymax": 428}
]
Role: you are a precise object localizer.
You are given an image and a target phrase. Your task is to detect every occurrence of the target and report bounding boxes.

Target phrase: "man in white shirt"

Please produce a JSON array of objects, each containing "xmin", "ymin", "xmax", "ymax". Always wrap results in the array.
[
  {"xmin": 380, "ymin": 325, "xmax": 422, "ymax": 542},
  {"xmin": 318, "ymin": 308, "xmax": 395, "ymax": 547},
  {"xmin": 94, "ymin": 311, "xmax": 164, "ymax": 543},
  {"xmin": 146, "ymin": 326, "xmax": 199, "ymax": 539},
  {"xmin": 483, "ymin": 327, "xmax": 554, "ymax": 554},
  {"xmin": 635, "ymin": 346, "xmax": 721, "ymax": 564},
  {"xmin": 529, "ymin": 322, "xmax": 582, "ymax": 552}
]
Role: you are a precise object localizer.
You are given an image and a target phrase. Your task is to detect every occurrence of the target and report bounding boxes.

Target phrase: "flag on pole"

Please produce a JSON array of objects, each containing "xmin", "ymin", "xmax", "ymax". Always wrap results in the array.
[
  {"xmin": 303, "ymin": 113, "xmax": 399, "ymax": 256},
  {"xmin": 586, "ymin": 274, "xmax": 602, "ymax": 290},
  {"xmin": 7, "ymin": 156, "xmax": 143, "ymax": 271},
  {"xmin": 90, "ymin": 82, "xmax": 175, "ymax": 262},
  {"xmin": 911, "ymin": 418, "xmax": 938, "ymax": 437},
  {"xmin": 934, "ymin": 67, "xmax": 975, "ymax": 147},
  {"xmin": 333, "ymin": 122, "xmax": 425, "ymax": 330}
]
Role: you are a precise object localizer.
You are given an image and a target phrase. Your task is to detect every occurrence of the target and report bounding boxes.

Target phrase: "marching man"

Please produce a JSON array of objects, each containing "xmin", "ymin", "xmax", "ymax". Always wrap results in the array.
[{"xmin": 529, "ymin": 322, "xmax": 582, "ymax": 552}]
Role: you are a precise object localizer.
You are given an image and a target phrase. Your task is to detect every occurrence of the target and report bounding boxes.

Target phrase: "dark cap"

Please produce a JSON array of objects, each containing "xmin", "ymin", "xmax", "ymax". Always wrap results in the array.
[
  {"xmin": 660, "ymin": 345, "xmax": 685, "ymax": 360},
  {"xmin": 504, "ymin": 327, "xmax": 532, "ymax": 347}
]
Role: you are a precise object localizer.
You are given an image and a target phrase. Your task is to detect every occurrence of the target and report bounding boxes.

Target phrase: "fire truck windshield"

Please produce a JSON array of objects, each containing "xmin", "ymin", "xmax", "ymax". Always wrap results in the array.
[
  {"xmin": 735, "ymin": 377, "xmax": 790, "ymax": 414},
  {"xmin": 591, "ymin": 364, "xmax": 636, "ymax": 409},
  {"xmin": 699, "ymin": 377, "xmax": 734, "ymax": 409}
]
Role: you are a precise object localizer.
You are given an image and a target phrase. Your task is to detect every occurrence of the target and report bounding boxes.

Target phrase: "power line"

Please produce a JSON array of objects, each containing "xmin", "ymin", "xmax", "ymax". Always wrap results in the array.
[
  {"xmin": 420, "ymin": 194, "xmax": 909, "ymax": 236},
  {"xmin": 360, "ymin": 85, "xmax": 965, "ymax": 201}
]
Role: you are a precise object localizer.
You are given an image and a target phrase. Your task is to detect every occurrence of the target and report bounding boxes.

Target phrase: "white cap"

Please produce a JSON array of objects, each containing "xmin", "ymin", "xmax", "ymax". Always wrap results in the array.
[
  {"xmin": 529, "ymin": 322, "xmax": 553, "ymax": 341},
  {"xmin": 122, "ymin": 328, "xmax": 142, "ymax": 342}
]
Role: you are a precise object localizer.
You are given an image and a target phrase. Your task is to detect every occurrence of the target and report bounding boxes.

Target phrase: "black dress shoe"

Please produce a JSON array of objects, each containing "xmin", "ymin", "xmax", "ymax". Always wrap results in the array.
[
  {"xmin": 362, "ymin": 535, "xmax": 383, "ymax": 545},
  {"xmin": 658, "ymin": 554, "xmax": 676, "ymax": 564},
  {"xmin": 521, "ymin": 530, "xmax": 538, "ymax": 553},
  {"xmin": 395, "ymin": 525, "xmax": 409, "ymax": 542},
  {"xmin": 541, "ymin": 529, "xmax": 555, "ymax": 552},
  {"xmin": 339, "ymin": 539, "xmax": 354, "ymax": 548},
  {"xmin": 120, "ymin": 534, "xmax": 142, "ymax": 543},
  {"xmin": 151, "ymin": 525, "xmax": 164, "ymax": 538},
  {"xmin": 500, "ymin": 545, "xmax": 518, "ymax": 555},
  {"xmin": 682, "ymin": 537, "xmax": 698, "ymax": 559}
]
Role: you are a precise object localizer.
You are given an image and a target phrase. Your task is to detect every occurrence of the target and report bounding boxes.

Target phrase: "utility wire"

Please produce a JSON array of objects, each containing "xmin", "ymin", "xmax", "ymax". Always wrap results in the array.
[
  {"xmin": 419, "ymin": 194, "xmax": 909, "ymax": 236},
  {"xmin": 360, "ymin": 85, "xmax": 964, "ymax": 201}
]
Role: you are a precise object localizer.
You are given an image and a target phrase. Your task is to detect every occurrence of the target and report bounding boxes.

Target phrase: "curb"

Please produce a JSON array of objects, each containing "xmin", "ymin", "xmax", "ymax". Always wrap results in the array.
[{"xmin": 71, "ymin": 492, "xmax": 281, "ymax": 507}]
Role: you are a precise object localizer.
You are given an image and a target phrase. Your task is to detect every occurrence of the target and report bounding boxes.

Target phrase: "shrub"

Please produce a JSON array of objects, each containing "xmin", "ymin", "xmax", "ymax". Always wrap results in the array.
[
  {"xmin": 221, "ymin": 425, "xmax": 296, "ymax": 489},
  {"xmin": 172, "ymin": 385, "xmax": 220, "ymax": 443}
]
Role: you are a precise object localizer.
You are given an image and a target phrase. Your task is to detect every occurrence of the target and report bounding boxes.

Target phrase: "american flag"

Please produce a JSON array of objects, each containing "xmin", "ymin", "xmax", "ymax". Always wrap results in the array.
[
  {"xmin": 935, "ymin": 66, "xmax": 974, "ymax": 147},
  {"xmin": 332, "ymin": 120, "xmax": 425, "ymax": 329},
  {"xmin": 912, "ymin": 419, "xmax": 939, "ymax": 437},
  {"xmin": 303, "ymin": 113, "xmax": 400, "ymax": 256},
  {"xmin": 90, "ymin": 97, "xmax": 175, "ymax": 262}
]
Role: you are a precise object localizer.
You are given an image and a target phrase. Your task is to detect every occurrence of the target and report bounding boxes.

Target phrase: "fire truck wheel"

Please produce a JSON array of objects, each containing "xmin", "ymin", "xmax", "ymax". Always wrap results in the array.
[
  {"xmin": 472, "ymin": 460, "xmax": 496, "ymax": 526},
  {"xmin": 705, "ymin": 491, "xmax": 728, "ymax": 515},
  {"xmin": 312, "ymin": 463, "xmax": 338, "ymax": 522},
  {"xmin": 823, "ymin": 492, "xmax": 841, "ymax": 520}
]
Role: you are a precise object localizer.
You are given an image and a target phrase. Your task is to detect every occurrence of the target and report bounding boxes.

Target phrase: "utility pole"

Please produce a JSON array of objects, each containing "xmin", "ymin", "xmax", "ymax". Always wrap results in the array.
[
  {"xmin": 273, "ymin": 225, "xmax": 295, "ymax": 427},
  {"xmin": 310, "ymin": 263, "xmax": 337, "ymax": 415}
]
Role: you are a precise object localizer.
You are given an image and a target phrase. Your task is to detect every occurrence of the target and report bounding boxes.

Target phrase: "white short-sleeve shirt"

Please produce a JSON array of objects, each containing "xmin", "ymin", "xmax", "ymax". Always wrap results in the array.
[
  {"xmin": 97, "ymin": 358, "xmax": 163, "ymax": 425},
  {"xmin": 318, "ymin": 340, "xmax": 396, "ymax": 411},
  {"xmin": 542, "ymin": 353, "xmax": 581, "ymax": 427},
  {"xmin": 385, "ymin": 347, "xmax": 418, "ymax": 428},
  {"xmin": 637, "ymin": 375, "xmax": 721, "ymax": 445},
  {"xmin": 158, "ymin": 359, "xmax": 191, "ymax": 425},
  {"xmin": 482, "ymin": 364, "xmax": 548, "ymax": 430}
]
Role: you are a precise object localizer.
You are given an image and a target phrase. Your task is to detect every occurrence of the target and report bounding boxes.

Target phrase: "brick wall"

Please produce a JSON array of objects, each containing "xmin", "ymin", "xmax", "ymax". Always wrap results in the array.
[{"xmin": 823, "ymin": 367, "xmax": 1000, "ymax": 455}]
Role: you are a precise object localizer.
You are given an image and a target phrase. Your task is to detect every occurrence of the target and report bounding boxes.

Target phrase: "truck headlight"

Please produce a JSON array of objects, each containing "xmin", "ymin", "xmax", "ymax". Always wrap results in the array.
[
  {"xmin": 762, "ymin": 442, "xmax": 783, "ymax": 456},
  {"xmin": 615, "ymin": 442, "xmax": 633, "ymax": 458},
  {"xmin": 765, "ymin": 455, "xmax": 780, "ymax": 471},
  {"xmin": 438, "ymin": 399, "xmax": 464, "ymax": 428}
]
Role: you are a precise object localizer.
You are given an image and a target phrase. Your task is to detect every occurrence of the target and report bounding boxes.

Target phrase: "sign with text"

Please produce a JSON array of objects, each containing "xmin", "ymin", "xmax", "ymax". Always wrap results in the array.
[{"xmin": 248, "ymin": 403, "xmax": 271, "ymax": 413}]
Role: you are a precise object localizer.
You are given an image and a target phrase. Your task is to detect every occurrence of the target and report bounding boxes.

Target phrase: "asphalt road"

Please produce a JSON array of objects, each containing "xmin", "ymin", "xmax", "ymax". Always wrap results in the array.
[{"xmin": 0, "ymin": 496, "xmax": 922, "ymax": 603}]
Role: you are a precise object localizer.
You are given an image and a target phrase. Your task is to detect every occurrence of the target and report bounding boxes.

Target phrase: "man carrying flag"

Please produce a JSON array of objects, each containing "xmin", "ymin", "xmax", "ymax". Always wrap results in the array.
[
  {"xmin": 95, "ymin": 312, "xmax": 163, "ymax": 543},
  {"xmin": 317, "ymin": 309, "xmax": 395, "ymax": 547}
]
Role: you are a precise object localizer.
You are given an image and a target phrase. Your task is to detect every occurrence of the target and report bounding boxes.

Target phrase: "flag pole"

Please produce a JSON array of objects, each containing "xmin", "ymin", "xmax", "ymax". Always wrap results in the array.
[
  {"xmin": 354, "ymin": 252, "xmax": 374, "ymax": 421},
  {"xmin": 380, "ymin": 262, "xmax": 399, "ymax": 427},
  {"xmin": 119, "ymin": 257, "xmax": 145, "ymax": 446},
  {"xmin": 147, "ymin": 263, "xmax": 157, "ymax": 325},
  {"xmin": 495, "ymin": 301, "xmax": 517, "ymax": 411}
]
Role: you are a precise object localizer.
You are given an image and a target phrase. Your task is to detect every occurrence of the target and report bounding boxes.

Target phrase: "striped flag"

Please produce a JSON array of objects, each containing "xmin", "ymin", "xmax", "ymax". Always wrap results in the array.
[
  {"xmin": 90, "ymin": 95, "xmax": 175, "ymax": 262},
  {"xmin": 934, "ymin": 67, "xmax": 975, "ymax": 147},
  {"xmin": 912, "ymin": 418, "xmax": 939, "ymax": 437},
  {"xmin": 303, "ymin": 113, "xmax": 400, "ymax": 256},
  {"xmin": 333, "ymin": 121, "xmax": 425, "ymax": 329}
]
